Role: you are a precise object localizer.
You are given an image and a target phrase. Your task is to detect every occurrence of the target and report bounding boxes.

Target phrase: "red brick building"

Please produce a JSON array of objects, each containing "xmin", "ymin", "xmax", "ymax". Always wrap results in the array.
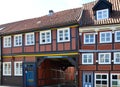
[
  {"xmin": 0, "ymin": 0, "xmax": 120, "ymax": 87},
  {"xmin": 79, "ymin": 0, "xmax": 120, "ymax": 87}
]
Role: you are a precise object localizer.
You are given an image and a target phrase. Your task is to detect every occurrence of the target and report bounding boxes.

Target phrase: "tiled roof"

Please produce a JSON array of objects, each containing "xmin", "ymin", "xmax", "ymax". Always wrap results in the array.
[
  {"xmin": 1, "ymin": 0, "xmax": 120, "ymax": 35},
  {"xmin": 0, "ymin": 7, "xmax": 82, "ymax": 35},
  {"xmin": 80, "ymin": 0, "xmax": 120, "ymax": 26}
]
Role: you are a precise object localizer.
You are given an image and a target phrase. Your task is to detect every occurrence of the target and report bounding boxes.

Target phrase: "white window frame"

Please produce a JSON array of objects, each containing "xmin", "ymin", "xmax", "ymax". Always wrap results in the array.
[
  {"xmin": 3, "ymin": 62, "xmax": 11, "ymax": 76},
  {"xmin": 100, "ymin": 31, "xmax": 112, "ymax": 43},
  {"xmin": 14, "ymin": 61, "xmax": 22, "ymax": 76},
  {"xmin": 14, "ymin": 34, "xmax": 22, "ymax": 47},
  {"xmin": 25, "ymin": 32, "xmax": 35, "ymax": 45},
  {"xmin": 82, "ymin": 53, "xmax": 93, "ymax": 64},
  {"xmin": 98, "ymin": 53, "xmax": 111, "ymax": 64},
  {"xmin": 57, "ymin": 28, "xmax": 70, "ymax": 42},
  {"xmin": 115, "ymin": 31, "xmax": 120, "ymax": 42},
  {"xmin": 95, "ymin": 73, "xmax": 109, "ymax": 87},
  {"xmin": 84, "ymin": 33, "xmax": 95, "ymax": 44},
  {"xmin": 3, "ymin": 36, "xmax": 11, "ymax": 48},
  {"xmin": 96, "ymin": 9, "xmax": 109, "ymax": 20},
  {"xmin": 111, "ymin": 73, "xmax": 120, "ymax": 87},
  {"xmin": 114, "ymin": 52, "xmax": 120, "ymax": 64},
  {"xmin": 40, "ymin": 30, "xmax": 51, "ymax": 44}
]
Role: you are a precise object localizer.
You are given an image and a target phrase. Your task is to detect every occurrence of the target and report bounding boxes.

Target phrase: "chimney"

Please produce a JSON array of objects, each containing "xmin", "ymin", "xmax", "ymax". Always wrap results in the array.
[{"xmin": 48, "ymin": 10, "xmax": 54, "ymax": 16}]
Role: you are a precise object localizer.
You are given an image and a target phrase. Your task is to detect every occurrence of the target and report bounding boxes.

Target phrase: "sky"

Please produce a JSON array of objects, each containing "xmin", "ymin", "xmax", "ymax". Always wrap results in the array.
[{"xmin": 0, "ymin": 0, "xmax": 94, "ymax": 25}]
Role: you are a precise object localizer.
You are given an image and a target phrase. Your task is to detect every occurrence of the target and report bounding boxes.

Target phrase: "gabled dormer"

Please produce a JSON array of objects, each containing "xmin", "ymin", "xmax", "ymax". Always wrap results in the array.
[{"xmin": 92, "ymin": 0, "xmax": 112, "ymax": 20}]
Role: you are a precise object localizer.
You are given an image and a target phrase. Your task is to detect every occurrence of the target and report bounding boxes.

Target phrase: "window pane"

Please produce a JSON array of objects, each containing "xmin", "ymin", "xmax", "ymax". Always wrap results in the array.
[
  {"xmin": 102, "ymin": 75, "xmax": 107, "ymax": 79},
  {"xmin": 100, "ymin": 56, "xmax": 104, "ymax": 63},
  {"xmin": 103, "ymin": 10, "xmax": 107, "ymax": 18},
  {"xmin": 106, "ymin": 37, "xmax": 110, "ymax": 41},
  {"xmin": 112, "ymin": 75, "xmax": 117, "ymax": 79},
  {"xmin": 98, "ymin": 12, "xmax": 102, "ymax": 18},
  {"xmin": 85, "ymin": 35, "xmax": 89, "ymax": 39},
  {"xmin": 85, "ymin": 39, "xmax": 89, "ymax": 43},
  {"xmin": 101, "ymin": 33, "xmax": 105, "ymax": 37},
  {"xmin": 90, "ymin": 38, "xmax": 94, "ymax": 42},
  {"xmin": 96, "ymin": 75, "xmax": 101, "ymax": 79},
  {"xmin": 84, "ymin": 58, "xmax": 87, "ymax": 63},
  {"xmin": 112, "ymin": 81, "xmax": 117, "ymax": 85},
  {"xmin": 96, "ymin": 81, "xmax": 101, "ymax": 84},
  {"xmin": 102, "ymin": 81, "xmax": 107, "ymax": 84},
  {"xmin": 88, "ymin": 58, "xmax": 92, "ymax": 63},
  {"xmin": 105, "ymin": 58, "xmax": 109, "ymax": 62},
  {"xmin": 64, "ymin": 30, "xmax": 69, "ymax": 40}
]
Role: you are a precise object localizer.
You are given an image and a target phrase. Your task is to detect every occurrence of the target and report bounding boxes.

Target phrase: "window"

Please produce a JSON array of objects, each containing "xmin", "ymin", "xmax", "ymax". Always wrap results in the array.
[
  {"xmin": 84, "ymin": 33, "xmax": 95, "ymax": 44},
  {"xmin": 114, "ymin": 52, "xmax": 120, "ymax": 64},
  {"xmin": 115, "ymin": 31, "xmax": 120, "ymax": 42},
  {"xmin": 97, "ymin": 9, "xmax": 109, "ymax": 20},
  {"xmin": 25, "ymin": 32, "xmax": 34, "ymax": 45},
  {"xmin": 4, "ymin": 36, "xmax": 11, "ymax": 48},
  {"xmin": 14, "ymin": 34, "xmax": 22, "ymax": 46},
  {"xmin": 95, "ymin": 73, "xmax": 108, "ymax": 87},
  {"xmin": 57, "ymin": 28, "xmax": 70, "ymax": 42},
  {"xmin": 99, "ymin": 53, "xmax": 111, "ymax": 64},
  {"xmin": 100, "ymin": 32, "xmax": 112, "ymax": 43},
  {"xmin": 40, "ymin": 30, "xmax": 51, "ymax": 44},
  {"xmin": 14, "ymin": 61, "xmax": 22, "ymax": 76},
  {"xmin": 3, "ymin": 62, "xmax": 11, "ymax": 76},
  {"xmin": 111, "ymin": 74, "xmax": 120, "ymax": 87},
  {"xmin": 82, "ymin": 53, "xmax": 93, "ymax": 64}
]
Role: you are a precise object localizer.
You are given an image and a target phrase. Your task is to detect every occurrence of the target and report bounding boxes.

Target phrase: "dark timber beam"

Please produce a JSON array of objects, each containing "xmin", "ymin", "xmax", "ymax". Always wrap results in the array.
[{"xmin": 66, "ymin": 57, "xmax": 77, "ymax": 67}]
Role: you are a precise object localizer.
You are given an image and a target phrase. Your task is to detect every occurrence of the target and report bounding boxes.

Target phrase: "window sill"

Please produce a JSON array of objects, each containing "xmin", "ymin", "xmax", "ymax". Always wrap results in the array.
[{"xmin": 57, "ymin": 40, "xmax": 70, "ymax": 43}]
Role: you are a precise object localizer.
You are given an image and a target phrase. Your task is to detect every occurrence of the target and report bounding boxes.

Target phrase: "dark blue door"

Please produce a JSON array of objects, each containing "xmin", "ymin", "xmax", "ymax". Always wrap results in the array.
[{"xmin": 23, "ymin": 62, "xmax": 37, "ymax": 87}]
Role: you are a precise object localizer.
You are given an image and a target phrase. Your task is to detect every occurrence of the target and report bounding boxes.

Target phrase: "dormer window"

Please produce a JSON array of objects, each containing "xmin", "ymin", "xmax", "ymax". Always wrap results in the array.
[
  {"xmin": 92, "ymin": 0, "xmax": 112, "ymax": 20},
  {"xmin": 97, "ymin": 9, "xmax": 109, "ymax": 20}
]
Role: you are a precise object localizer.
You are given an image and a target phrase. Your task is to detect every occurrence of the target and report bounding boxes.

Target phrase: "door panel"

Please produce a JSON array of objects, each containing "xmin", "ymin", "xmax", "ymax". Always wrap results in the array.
[{"xmin": 83, "ymin": 72, "xmax": 93, "ymax": 87}]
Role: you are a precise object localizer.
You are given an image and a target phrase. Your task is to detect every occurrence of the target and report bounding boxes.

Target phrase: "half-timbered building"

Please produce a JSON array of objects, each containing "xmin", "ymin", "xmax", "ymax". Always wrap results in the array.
[{"xmin": 0, "ymin": 0, "xmax": 120, "ymax": 87}]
